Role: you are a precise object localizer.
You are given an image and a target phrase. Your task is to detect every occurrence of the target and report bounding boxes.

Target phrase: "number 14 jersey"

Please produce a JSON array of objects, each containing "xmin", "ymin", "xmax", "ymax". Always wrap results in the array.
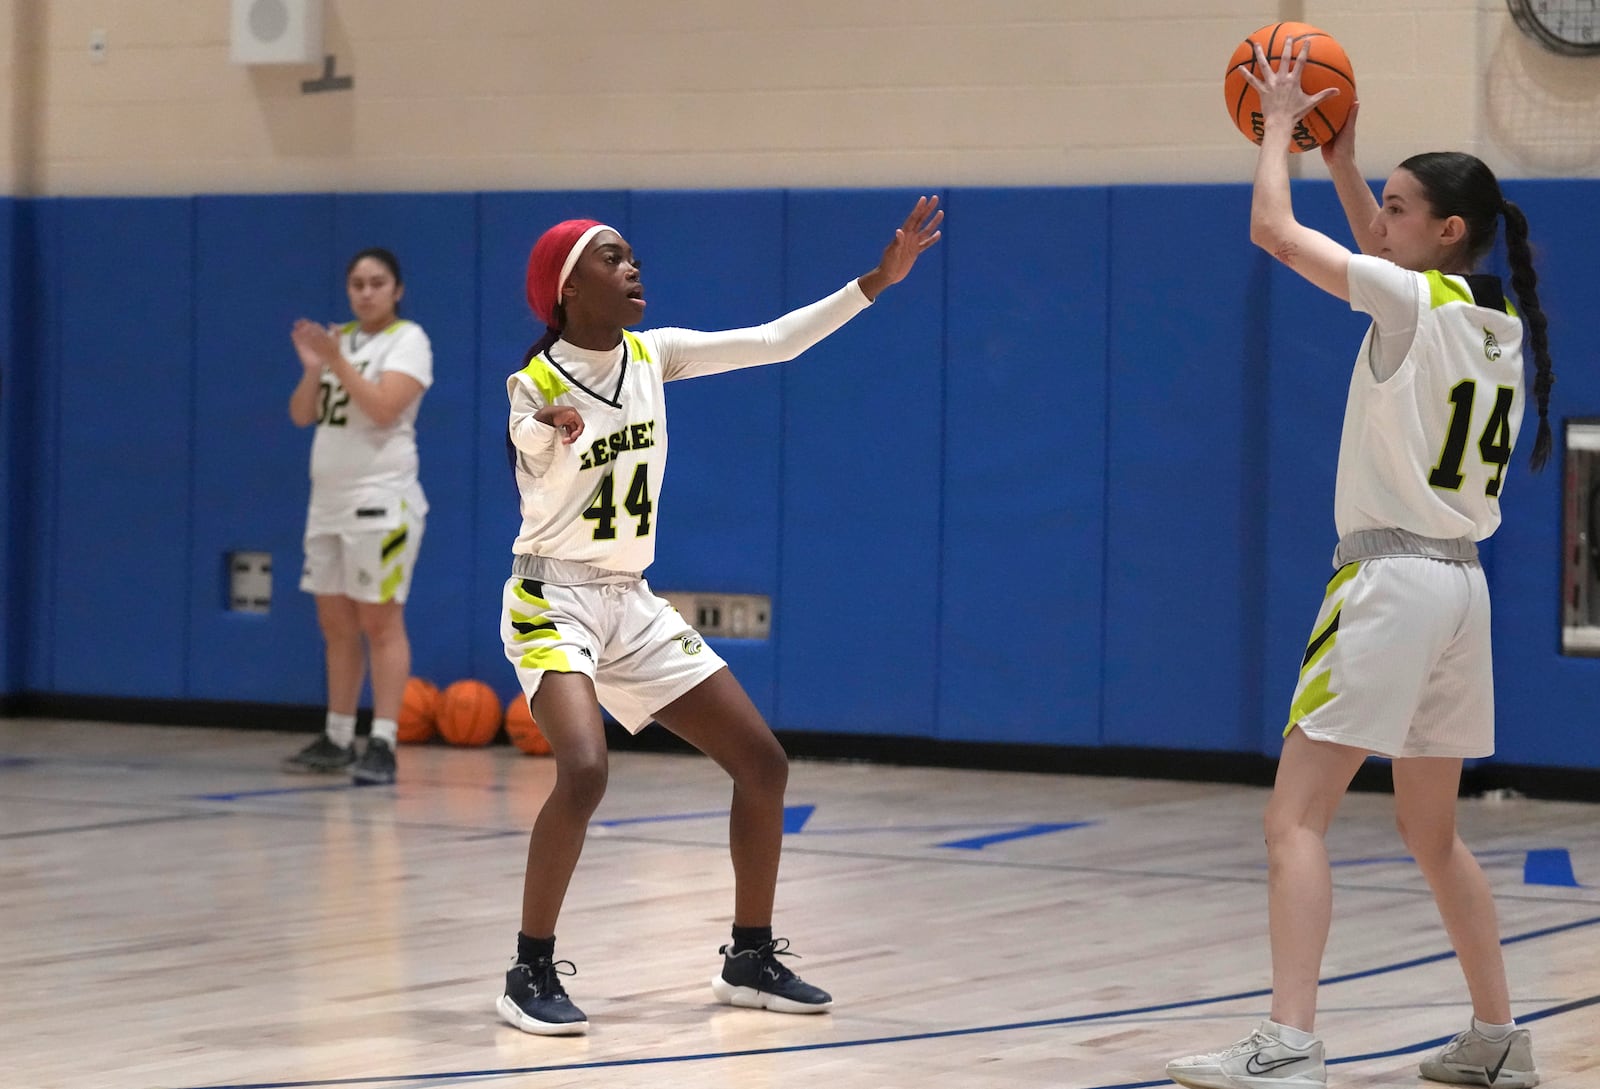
[{"xmin": 1337, "ymin": 255, "xmax": 1526, "ymax": 543}]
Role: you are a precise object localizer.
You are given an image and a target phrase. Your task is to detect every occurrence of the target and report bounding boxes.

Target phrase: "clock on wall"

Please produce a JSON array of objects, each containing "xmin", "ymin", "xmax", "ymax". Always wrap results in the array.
[{"xmin": 1507, "ymin": 0, "xmax": 1600, "ymax": 55}]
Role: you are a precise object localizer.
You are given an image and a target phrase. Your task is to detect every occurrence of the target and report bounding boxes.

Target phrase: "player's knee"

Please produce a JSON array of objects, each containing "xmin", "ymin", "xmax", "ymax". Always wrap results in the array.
[
  {"xmin": 738, "ymin": 739, "xmax": 788, "ymax": 799},
  {"xmin": 555, "ymin": 752, "xmax": 609, "ymax": 814},
  {"xmin": 1395, "ymin": 812, "xmax": 1455, "ymax": 868}
]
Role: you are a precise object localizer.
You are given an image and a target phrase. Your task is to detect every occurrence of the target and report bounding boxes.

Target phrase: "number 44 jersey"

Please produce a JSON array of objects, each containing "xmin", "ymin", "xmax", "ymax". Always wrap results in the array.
[
  {"xmin": 506, "ymin": 281, "xmax": 873, "ymax": 575},
  {"xmin": 1336, "ymin": 256, "xmax": 1526, "ymax": 543}
]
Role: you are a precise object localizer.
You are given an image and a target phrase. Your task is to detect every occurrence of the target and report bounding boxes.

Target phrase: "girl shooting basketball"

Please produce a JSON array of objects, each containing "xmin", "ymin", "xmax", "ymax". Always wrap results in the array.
[
  {"xmin": 1165, "ymin": 39, "xmax": 1550, "ymax": 1089},
  {"xmin": 496, "ymin": 197, "xmax": 942, "ymax": 1035}
]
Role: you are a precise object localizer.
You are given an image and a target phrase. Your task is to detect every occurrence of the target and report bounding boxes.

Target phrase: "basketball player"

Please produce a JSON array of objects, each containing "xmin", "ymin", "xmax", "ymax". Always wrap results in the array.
[
  {"xmin": 1164, "ymin": 41, "xmax": 1550, "ymax": 1089},
  {"xmin": 283, "ymin": 248, "xmax": 433, "ymax": 787},
  {"xmin": 495, "ymin": 197, "xmax": 942, "ymax": 1035}
]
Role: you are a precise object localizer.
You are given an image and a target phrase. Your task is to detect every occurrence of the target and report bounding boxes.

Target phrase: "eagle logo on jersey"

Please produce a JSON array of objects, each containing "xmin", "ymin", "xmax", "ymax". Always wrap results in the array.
[{"xmin": 1483, "ymin": 328, "xmax": 1501, "ymax": 361}]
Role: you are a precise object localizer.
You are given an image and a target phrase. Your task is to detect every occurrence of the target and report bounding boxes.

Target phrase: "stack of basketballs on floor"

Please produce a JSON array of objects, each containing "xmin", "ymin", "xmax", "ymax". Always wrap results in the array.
[{"xmin": 398, "ymin": 677, "xmax": 551, "ymax": 755}]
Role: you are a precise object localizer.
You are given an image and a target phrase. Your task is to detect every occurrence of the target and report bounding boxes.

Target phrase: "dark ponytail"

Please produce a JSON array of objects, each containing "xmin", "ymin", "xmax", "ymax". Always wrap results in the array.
[
  {"xmin": 1501, "ymin": 199, "xmax": 1553, "ymax": 471},
  {"xmin": 505, "ymin": 317, "xmax": 566, "ymax": 473},
  {"xmin": 1400, "ymin": 153, "xmax": 1554, "ymax": 472}
]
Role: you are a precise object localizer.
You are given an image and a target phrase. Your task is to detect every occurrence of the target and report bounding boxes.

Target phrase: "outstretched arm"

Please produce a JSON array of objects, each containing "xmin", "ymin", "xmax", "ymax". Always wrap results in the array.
[
  {"xmin": 1243, "ymin": 40, "xmax": 1353, "ymax": 301},
  {"xmin": 657, "ymin": 195, "xmax": 945, "ymax": 379},
  {"xmin": 1319, "ymin": 101, "xmax": 1383, "ymax": 256}
]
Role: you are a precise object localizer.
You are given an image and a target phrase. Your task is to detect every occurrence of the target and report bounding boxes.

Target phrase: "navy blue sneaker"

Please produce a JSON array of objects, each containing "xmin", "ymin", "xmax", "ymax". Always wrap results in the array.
[
  {"xmin": 711, "ymin": 937, "xmax": 832, "ymax": 1014},
  {"xmin": 497, "ymin": 957, "xmax": 587, "ymax": 1035},
  {"xmin": 281, "ymin": 736, "xmax": 355, "ymax": 774}
]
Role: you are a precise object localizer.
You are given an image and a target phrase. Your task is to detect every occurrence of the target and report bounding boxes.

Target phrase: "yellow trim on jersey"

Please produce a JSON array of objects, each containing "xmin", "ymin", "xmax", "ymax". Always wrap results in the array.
[
  {"xmin": 1425, "ymin": 271, "xmax": 1473, "ymax": 310},
  {"xmin": 520, "ymin": 357, "xmax": 573, "ymax": 404},
  {"xmin": 622, "ymin": 330, "xmax": 655, "ymax": 365},
  {"xmin": 378, "ymin": 565, "xmax": 404, "ymax": 603}
]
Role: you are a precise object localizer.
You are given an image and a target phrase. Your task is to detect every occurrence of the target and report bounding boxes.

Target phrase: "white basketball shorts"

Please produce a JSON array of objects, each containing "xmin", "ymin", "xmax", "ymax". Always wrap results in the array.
[
  {"xmin": 500, "ymin": 568, "xmax": 727, "ymax": 733},
  {"xmin": 1285, "ymin": 555, "xmax": 1494, "ymax": 758},
  {"xmin": 299, "ymin": 504, "xmax": 425, "ymax": 605}
]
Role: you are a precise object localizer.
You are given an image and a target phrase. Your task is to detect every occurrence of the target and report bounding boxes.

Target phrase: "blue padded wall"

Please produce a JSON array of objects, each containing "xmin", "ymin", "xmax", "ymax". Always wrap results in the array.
[
  {"xmin": 0, "ymin": 199, "xmax": 14, "ymax": 694},
  {"xmin": 777, "ymin": 190, "xmax": 946, "ymax": 736},
  {"xmin": 1481, "ymin": 180, "xmax": 1600, "ymax": 768},
  {"xmin": 50, "ymin": 198, "xmax": 195, "ymax": 697},
  {"xmin": 18, "ymin": 201, "xmax": 63, "ymax": 692},
  {"xmin": 189, "ymin": 195, "xmax": 335, "ymax": 703},
  {"xmin": 629, "ymin": 190, "xmax": 788, "ymax": 722},
  {"xmin": 474, "ymin": 192, "xmax": 631, "ymax": 703},
  {"xmin": 9, "ymin": 180, "xmax": 1600, "ymax": 771},
  {"xmin": 1103, "ymin": 185, "xmax": 1263, "ymax": 752},
  {"xmin": 938, "ymin": 187, "xmax": 1109, "ymax": 745}
]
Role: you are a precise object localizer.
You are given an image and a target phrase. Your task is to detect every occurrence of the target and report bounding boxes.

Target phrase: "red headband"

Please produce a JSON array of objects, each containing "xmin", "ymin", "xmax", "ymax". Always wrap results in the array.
[{"xmin": 525, "ymin": 219, "xmax": 610, "ymax": 326}]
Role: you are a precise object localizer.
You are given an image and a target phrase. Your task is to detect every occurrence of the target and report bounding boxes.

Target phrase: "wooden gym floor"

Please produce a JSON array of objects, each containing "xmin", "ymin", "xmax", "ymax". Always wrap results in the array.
[{"xmin": 2, "ymin": 717, "xmax": 1596, "ymax": 1089}]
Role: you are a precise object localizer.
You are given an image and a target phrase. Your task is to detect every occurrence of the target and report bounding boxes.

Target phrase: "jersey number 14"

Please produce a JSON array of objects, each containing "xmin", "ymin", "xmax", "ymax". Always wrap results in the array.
[
  {"xmin": 583, "ymin": 464, "xmax": 653, "ymax": 540},
  {"xmin": 1429, "ymin": 379, "xmax": 1514, "ymax": 497}
]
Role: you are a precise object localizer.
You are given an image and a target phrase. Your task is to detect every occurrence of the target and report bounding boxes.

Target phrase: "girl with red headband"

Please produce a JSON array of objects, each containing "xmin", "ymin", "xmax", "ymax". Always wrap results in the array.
[{"xmin": 496, "ymin": 197, "xmax": 942, "ymax": 1036}]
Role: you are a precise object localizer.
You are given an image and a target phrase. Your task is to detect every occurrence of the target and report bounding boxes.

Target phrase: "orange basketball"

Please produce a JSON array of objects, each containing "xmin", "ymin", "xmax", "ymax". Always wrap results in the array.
[
  {"xmin": 504, "ymin": 694, "xmax": 552, "ymax": 756},
  {"xmin": 437, "ymin": 679, "xmax": 503, "ymax": 747},
  {"xmin": 397, "ymin": 676, "xmax": 440, "ymax": 744},
  {"xmin": 1224, "ymin": 22, "xmax": 1355, "ymax": 153}
]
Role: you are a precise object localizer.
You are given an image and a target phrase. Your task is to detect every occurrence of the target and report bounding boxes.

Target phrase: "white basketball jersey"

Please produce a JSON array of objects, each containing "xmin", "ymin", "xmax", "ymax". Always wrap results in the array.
[
  {"xmin": 506, "ymin": 281, "xmax": 873, "ymax": 573},
  {"xmin": 1335, "ymin": 261, "xmax": 1525, "ymax": 542},
  {"xmin": 306, "ymin": 319, "xmax": 433, "ymax": 534}
]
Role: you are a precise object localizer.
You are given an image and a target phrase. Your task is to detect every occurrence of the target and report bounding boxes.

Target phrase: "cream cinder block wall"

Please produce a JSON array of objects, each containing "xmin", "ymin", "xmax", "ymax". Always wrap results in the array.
[{"xmin": 7, "ymin": 0, "xmax": 1598, "ymax": 197}]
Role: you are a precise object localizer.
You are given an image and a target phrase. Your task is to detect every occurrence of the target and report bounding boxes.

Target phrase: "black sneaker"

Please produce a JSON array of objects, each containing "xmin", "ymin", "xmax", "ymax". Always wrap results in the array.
[
  {"xmin": 497, "ymin": 957, "xmax": 588, "ymax": 1036},
  {"xmin": 281, "ymin": 736, "xmax": 355, "ymax": 774},
  {"xmin": 711, "ymin": 937, "xmax": 832, "ymax": 1014},
  {"xmin": 351, "ymin": 737, "xmax": 397, "ymax": 785}
]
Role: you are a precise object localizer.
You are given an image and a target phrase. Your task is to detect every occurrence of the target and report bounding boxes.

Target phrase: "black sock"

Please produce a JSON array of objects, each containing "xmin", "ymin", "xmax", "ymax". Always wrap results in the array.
[
  {"xmin": 517, "ymin": 932, "xmax": 555, "ymax": 965},
  {"xmin": 730, "ymin": 925, "xmax": 772, "ymax": 953}
]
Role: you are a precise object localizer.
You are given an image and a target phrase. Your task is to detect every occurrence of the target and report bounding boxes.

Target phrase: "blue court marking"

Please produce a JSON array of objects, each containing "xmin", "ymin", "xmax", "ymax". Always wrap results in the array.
[
  {"xmin": 936, "ymin": 821, "xmax": 1096, "ymax": 850},
  {"xmin": 173, "ymin": 913, "xmax": 1600, "ymax": 1089},
  {"xmin": 596, "ymin": 805, "xmax": 815, "ymax": 832},
  {"xmin": 0, "ymin": 755, "xmax": 38, "ymax": 769},
  {"xmin": 1332, "ymin": 848, "xmax": 1584, "ymax": 888},
  {"xmin": 0, "ymin": 811, "xmax": 228, "ymax": 841},
  {"xmin": 192, "ymin": 784, "xmax": 373, "ymax": 802},
  {"xmin": 1523, "ymin": 849, "xmax": 1582, "ymax": 888}
]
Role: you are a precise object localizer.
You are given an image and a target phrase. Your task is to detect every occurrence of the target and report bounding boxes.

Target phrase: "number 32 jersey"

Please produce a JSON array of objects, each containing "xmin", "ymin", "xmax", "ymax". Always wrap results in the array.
[
  {"xmin": 1336, "ymin": 256, "xmax": 1525, "ymax": 542},
  {"xmin": 507, "ymin": 282, "xmax": 871, "ymax": 574},
  {"xmin": 307, "ymin": 319, "xmax": 433, "ymax": 534}
]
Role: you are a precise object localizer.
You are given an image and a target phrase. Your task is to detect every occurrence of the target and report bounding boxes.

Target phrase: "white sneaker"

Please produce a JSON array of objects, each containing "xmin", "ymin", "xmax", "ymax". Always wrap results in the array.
[
  {"xmin": 1420, "ymin": 1025, "xmax": 1538, "ymax": 1087},
  {"xmin": 1166, "ymin": 1021, "xmax": 1326, "ymax": 1089}
]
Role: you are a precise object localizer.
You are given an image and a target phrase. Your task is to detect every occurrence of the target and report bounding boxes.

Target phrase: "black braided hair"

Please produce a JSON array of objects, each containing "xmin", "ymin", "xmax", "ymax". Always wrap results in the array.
[{"xmin": 1399, "ymin": 153, "xmax": 1554, "ymax": 471}]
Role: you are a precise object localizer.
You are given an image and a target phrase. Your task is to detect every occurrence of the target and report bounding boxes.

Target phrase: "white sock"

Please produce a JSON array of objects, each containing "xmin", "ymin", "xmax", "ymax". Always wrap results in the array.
[
  {"xmin": 1267, "ymin": 1020, "xmax": 1318, "ymax": 1049},
  {"xmin": 370, "ymin": 717, "xmax": 398, "ymax": 746},
  {"xmin": 325, "ymin": 711, "xmax": 357, "ymax": 748},
  {"xmin": 1473, "ymin": 1017, "xmax": 1516, "ymax": 1040}
]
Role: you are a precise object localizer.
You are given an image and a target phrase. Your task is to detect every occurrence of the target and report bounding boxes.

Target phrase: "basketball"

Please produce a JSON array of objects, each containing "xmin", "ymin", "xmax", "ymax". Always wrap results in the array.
[
  {"xmin": 504, "ymin": 693, "xmax": 552, "ymax": 756},
  {"xmin": 1224, "ymin": 22, "xmax": 1355, "ymax": 152},
  {"xmin": 437, "ymin": 679, "xmax": 503, "ymax": 746},
  {"xmin": 397, "ymin": 676, "xmax": 440, "ymax": 744}
]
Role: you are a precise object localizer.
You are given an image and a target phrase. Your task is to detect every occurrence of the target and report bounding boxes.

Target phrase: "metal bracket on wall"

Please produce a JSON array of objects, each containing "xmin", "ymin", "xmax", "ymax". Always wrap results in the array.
[
  {"xmin": 658, "ymin": 592, "xmax": 772, "ymax": 640},
  {"xmin": 301, "ymin": 54, "xmax": 352, "ymax": 94}
]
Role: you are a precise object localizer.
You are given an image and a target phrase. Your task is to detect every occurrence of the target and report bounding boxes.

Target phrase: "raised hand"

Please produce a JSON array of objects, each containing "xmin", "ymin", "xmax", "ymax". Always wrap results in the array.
[
  {"xmin": 857, "ymin": 195, "xmax": 944, "ymax": 300},
  {"xmin": 1319, "ymin": 98, "xmax": 1360, "ymax": 168},
  {"xmin": 1242, "ymin": 38, "xmax": 1340, "ymax": 132},
  {"xmin": 291, "ymin": 319, "xmax": 340, "ymax": 371}
]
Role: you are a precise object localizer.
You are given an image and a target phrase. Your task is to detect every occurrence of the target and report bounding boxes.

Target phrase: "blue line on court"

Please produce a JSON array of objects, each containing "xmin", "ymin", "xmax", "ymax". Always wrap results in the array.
[
  {"xmin": 192, "ymin": 784, "xmax": 369, "ymax": 801},
  {"xmin": 174, "ymin": 913, "xmax": 1600, "ymax": 1089},
  {"xmin": 594, "ymin": 805, "xmax": 816, "ymax": 831},
  {"xmin": 936, "ymin": 821, "xmax": 1096, "ymax": 850}
]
